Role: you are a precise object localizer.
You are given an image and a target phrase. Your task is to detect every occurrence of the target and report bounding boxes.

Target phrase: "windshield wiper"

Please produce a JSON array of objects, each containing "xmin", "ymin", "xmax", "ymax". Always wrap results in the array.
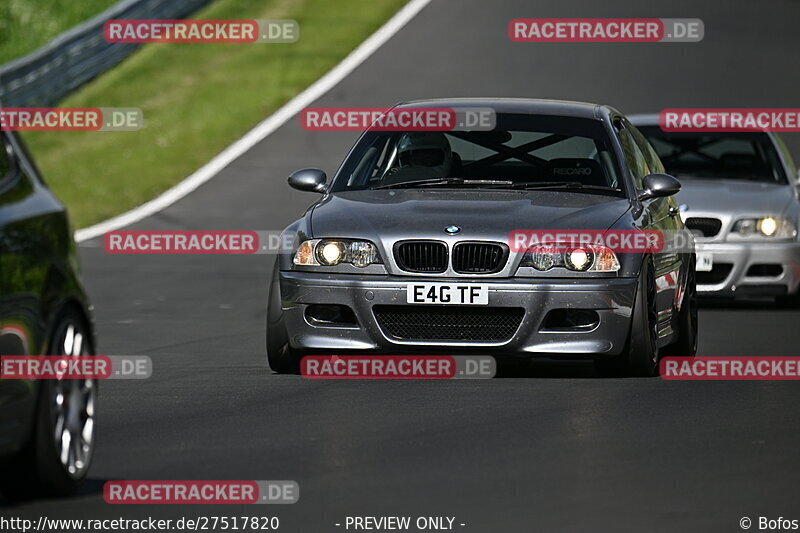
[
  {"xmin": 500, "ymin": 181, "xmax": 619, "ymax": 191},
  {"xmin": 374, "ymin": 178, "xmax": 513, "ymax": 189}
]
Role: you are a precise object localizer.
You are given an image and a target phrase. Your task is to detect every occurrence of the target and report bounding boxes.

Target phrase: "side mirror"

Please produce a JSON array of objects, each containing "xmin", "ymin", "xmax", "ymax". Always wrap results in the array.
[
  {"xmin": 638, "ymin": 173, "xmax": 681, "ymax": 201},
  {"xmin": 288, "ymin": 168, "xmax": 327, "ymax": 193}
]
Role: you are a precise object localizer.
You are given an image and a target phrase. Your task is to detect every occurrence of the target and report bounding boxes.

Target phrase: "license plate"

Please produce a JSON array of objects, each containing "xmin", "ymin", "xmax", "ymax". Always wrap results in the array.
[
  {"xmin": 406, "ymin": 283, "xmax": 489, "ymax": 305},
  {"xmin": 696, "ymin": 252, "xmax": 713, "ymax": 272}
]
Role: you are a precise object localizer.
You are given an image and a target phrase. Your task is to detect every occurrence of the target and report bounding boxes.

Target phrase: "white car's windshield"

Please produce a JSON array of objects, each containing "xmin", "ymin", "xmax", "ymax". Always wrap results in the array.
[{"xmin": 637, "ymin": 127, "xmax": 787, "ymax": 183}]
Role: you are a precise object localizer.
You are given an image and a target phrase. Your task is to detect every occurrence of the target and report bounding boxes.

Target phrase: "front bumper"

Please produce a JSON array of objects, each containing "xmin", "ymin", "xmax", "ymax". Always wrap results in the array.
[
  {"xmin": 279, "ymin": 271, "xmax": 638, "ymax": 357},
  {"xmin": 695, "ymin": 241, "xmax": 800, "ymax": 298}
]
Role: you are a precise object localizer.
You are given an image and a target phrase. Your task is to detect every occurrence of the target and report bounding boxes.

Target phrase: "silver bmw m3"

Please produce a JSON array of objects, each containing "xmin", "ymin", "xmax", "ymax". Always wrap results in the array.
[
  {"xmin": 267, "ymin": 99, "xmax": 697, "ymax": 376},
  {"xmin": 632, "ymin": 115, "xmax": 800, "ymax": 301}
]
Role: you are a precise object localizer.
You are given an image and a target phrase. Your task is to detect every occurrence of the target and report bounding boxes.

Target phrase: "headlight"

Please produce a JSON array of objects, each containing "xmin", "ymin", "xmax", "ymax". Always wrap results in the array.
[
  {"xmin": 520, "ymin": 245, "xmax": 620, "ymax": 272},
  {"xmin": 348, "ymin": 241, "xmax": 380, "ymax": 267},
  {"xmin": 318, "ymin": 241, "xmax": 346, "ymax": 265},
  {"xmin": 564, "ymin": 248, "xmax": 593, "ymax": 271},
  {"xmin": 731, "ymin": 217, "xmax": 796, "ymax": 239},
  {"xmin": 293, "ymin": 239, "xmax": 382, "ymax": 267}
]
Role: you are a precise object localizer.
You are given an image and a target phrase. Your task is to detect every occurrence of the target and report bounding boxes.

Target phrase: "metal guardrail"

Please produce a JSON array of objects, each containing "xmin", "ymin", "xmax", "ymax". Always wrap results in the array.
[{"xmin": 0, "ymin": 0, "xmax": 215, "ymax": 107}]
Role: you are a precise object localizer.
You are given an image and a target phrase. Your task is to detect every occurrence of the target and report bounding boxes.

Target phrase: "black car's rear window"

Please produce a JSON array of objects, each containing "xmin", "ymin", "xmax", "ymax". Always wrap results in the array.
[
  {"xmin": 636, "ymin": 127, "xmax": 787, "ymax": 183},
  {"xmin": 331, "ymin": 114, "xmax": 624, "ymax": 195}
]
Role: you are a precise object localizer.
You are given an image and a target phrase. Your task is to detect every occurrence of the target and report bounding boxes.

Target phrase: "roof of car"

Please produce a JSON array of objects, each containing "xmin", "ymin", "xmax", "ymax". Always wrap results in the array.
[{"xmin": 396, "ymin": 98, "xmax": 617, "ymax": 120}]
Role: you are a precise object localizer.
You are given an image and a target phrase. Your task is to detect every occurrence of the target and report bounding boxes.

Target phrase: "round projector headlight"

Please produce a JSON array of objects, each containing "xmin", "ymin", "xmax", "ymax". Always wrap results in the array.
[
  {"xmin": 565, "ymin": 248, "xmax": 593, "ymax": 271},
  {"xmin": 317, "ymin": 241, "xmax": 346, "ymax": 265},
  {"xmin": 758, "ymin": 217, "xmax": 779, "ymax": 237}
]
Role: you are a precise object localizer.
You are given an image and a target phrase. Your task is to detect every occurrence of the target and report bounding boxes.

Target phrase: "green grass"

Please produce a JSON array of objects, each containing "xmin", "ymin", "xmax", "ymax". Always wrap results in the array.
[
  {"xmin": 0, "ymin": 0, "xmax": 120, "ymax": 64},
  {"xmin": 20, "ymin": 0, "xmax": 407, "ymax": 228}
]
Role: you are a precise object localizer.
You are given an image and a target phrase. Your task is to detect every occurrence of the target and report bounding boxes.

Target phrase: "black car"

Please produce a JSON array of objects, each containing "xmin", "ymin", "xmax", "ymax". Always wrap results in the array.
[
  {"xmin": 0, "ymin": 129, "xmax": 96, "ymax": 497},
  {"xmin": 268, "ymin": 99, "xmax": 698, "ymax": 376}
]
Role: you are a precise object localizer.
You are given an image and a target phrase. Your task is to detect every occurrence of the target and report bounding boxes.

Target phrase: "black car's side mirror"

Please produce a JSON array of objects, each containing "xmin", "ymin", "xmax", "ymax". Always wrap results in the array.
[
  {"xmin": 288, "ymin": 168, "xmax": 327, "ymax": 193},
  {"xmin": 638, "ymin": 173, "xmax": 681, "ymax": 201}
]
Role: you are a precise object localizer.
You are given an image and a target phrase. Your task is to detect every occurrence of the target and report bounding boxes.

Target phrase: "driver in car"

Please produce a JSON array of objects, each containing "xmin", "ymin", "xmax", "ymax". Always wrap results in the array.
[{"xmin": 381, "ymin": 131, "xmax": 454, "ymax": 184}]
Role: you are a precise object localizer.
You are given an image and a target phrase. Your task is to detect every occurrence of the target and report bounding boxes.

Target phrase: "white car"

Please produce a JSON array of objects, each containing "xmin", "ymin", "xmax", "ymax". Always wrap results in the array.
[{"xmin": 632, "ymin": 115, "xmax": 800, "ymax": 301}]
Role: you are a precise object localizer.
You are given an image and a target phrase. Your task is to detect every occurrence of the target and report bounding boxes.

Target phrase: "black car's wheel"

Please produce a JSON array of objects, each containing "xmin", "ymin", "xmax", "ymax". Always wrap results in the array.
[
  {"xmin": 596, "ymin": 257, "xmax": 659, "ymax": 377},
  {"xmin": 266, "ymin": 266, "xmax": 302, "ymax": 374},
  {"xmin": 1, "ymin": 309, "xmax": 96, "ymax": 498},
  {"xmin": 662, "ymin": 256, "xmax": 698, "ymax": 357}
]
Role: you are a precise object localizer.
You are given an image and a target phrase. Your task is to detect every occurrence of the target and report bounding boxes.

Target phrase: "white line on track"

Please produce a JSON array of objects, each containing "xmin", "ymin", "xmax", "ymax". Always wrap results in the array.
[{"xmin": 75, "ymin": 0, "xmax": 433, "ymax": 242}]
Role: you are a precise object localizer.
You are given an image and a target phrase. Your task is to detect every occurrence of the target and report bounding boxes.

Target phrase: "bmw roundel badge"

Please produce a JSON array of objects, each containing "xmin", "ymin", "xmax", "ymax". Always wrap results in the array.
[{"xmin": 445, "ymin": 225, "xmax": 461, "ymax": 235}]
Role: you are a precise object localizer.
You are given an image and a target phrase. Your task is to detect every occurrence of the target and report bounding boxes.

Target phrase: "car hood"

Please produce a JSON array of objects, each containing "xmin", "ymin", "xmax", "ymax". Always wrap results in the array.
[
  {"xmin": 675, "ymin": 178, "xmax": 795, "ymax": 216},
  {"xmin": 309, "ymin": 189, "xmax": 631, "ymax": 240}
]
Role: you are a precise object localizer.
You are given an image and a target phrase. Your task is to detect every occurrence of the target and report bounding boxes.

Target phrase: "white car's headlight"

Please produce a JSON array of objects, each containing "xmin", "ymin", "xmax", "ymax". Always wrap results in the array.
[
  {"xmin": 293, "ymin": 239, "xmax": 382, "ymax": 267},
  {"xmin": 520, "ymin": 245, "xmax": 620, "ymax": 272},
  {"xmin": 730, "ymin": 217, "xmax": 797, "ymax": 239}
]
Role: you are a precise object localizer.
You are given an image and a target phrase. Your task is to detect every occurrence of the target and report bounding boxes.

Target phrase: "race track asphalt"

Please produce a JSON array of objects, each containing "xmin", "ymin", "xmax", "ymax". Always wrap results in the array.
[{"xmin": 5, "ymin": 1, "xmax": 800, "ymax": 532}]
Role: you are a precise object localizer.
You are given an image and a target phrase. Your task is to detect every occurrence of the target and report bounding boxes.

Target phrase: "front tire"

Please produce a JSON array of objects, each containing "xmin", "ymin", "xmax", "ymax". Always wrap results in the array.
[
  {"xmin": 662, "ymin": 256, "xmax": 698, "ymax": 357},
  {"xmin": 595, "ymin": 257, "xmax": 659, "ymax": 377},
  {"xmin": 266, "ymin": 266, "xmax": 302, "ymax": 374}
]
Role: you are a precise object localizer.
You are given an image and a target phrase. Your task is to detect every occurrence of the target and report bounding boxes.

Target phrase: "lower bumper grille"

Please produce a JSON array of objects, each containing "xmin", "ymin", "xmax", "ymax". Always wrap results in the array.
[
  {"xmin": 373, "ymin": 305, "xmax": 524, "ymax": 342},
  {"xmin": 746, "ymin": 264, "xmax": 783, "ymax": 277}
]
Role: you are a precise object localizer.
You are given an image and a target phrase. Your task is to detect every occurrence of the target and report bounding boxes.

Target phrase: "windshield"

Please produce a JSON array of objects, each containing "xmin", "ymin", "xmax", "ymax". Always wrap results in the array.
[
  {"xmin": 331, "ymin": 114, "xmax": 624, "ymax": 195},
  {"xmin": 636, "ymin": 127, "xmax": 787, "ymax": 183}
]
